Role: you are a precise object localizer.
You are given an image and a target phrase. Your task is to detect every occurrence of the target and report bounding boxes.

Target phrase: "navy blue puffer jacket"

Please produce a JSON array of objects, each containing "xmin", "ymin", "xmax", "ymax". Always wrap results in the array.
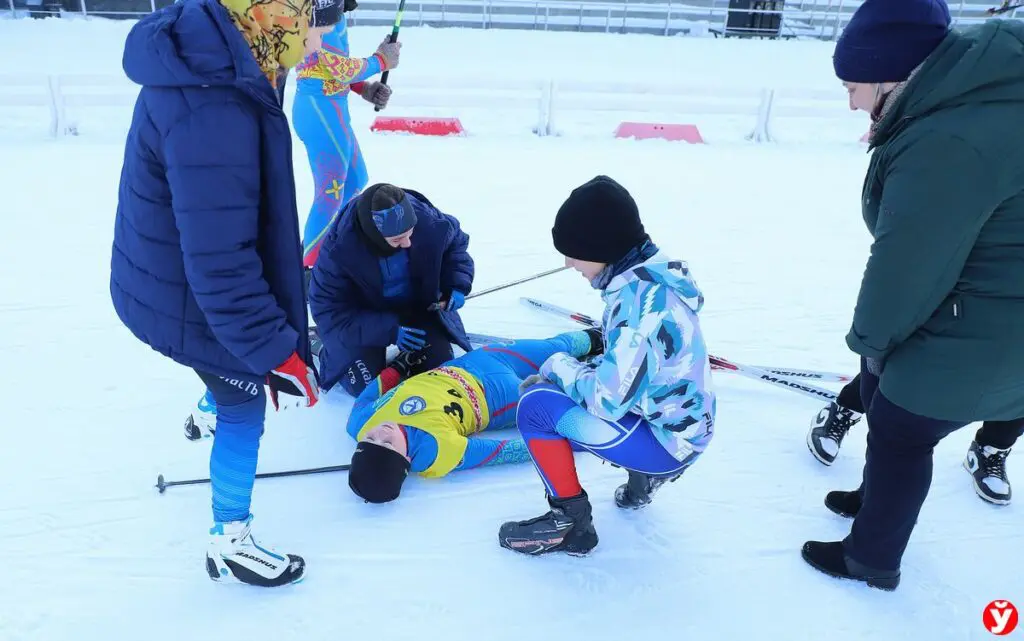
[{"xmin": 110, "ymin": 0, "xmax": 310, "ymax": 379}]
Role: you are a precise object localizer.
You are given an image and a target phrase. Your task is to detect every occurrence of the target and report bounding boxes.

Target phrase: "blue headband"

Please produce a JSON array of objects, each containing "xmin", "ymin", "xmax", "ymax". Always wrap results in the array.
[{"xmin": 371, "ymin": 197, "xmax": 416, "ymax": 238}]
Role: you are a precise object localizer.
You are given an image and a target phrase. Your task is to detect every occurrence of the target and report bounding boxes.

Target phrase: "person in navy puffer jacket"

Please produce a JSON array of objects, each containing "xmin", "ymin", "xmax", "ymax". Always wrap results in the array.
[
  {"xmin": 309, "ymin": 183, "xmax": 475, "ymax": 396},
  {"xmin": 109, "ymin": 0, "xmax": 321, "ymax": 588}
]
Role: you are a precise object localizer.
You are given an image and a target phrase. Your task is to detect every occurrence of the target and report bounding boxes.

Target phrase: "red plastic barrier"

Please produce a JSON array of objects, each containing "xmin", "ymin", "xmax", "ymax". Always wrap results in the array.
[
  {"xmin": 370, "ymin": 117, "xmax": 465, "ymax": 136},
  {"xmin": 614, "ymin": 122, "xmax": 704, "ymax": 144}
]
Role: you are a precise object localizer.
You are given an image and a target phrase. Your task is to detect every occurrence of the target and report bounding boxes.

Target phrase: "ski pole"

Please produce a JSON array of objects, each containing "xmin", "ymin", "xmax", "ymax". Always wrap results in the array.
[
  {"xmin": 155, "ymin": 464, "xmax": 351, "ymax": 494},
  {"xmin": 428, "ymin": 266, "xmax": 569, "ymax": 311},
  {"xmin": 519, "ymin": 297, "xmax": 843, "ymax": 403},
  {"xmin": 468, "ymin": 330, "xmax": 850, "ymax": 383},
  {"xmin": 375, "ymin": 0, "xmax": 407, "ymax": 112}
]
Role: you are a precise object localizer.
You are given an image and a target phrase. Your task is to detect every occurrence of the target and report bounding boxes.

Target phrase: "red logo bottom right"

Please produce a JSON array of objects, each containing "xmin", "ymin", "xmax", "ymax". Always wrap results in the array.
[{"xmin": 984, "ymin": 600, "xmax": 1019, "ymax": 636}]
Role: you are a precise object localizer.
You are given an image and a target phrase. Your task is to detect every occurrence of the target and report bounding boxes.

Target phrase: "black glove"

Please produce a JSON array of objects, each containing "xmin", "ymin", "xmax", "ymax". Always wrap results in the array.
[{"xmin": 389, "ymin": 345, "xmax": 432, "ymax": 379}]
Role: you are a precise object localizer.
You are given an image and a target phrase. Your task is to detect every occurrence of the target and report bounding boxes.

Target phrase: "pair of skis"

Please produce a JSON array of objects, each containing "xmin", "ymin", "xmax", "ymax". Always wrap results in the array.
[{"xmin": 469, "ymin": 297, "xmax": 850, "ymax": 404}]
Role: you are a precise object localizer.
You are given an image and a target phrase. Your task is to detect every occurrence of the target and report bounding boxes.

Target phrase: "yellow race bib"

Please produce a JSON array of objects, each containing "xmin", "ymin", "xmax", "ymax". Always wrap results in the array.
[{"xmin": 357, "ymin": 367, "xmax": 490, "ymax": 477}]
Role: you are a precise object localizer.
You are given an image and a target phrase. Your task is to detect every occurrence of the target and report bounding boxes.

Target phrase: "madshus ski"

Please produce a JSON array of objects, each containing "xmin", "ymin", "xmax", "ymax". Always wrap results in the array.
[{"xmin": 518, "ymin": 297, "xmax": 842, "ymax": 404}]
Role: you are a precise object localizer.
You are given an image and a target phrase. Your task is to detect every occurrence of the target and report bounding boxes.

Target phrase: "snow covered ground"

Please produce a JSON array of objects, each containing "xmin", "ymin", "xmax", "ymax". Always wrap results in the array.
[{"xmin": 0, "ymin": 17, "xmax": 1020, "ymax": 641}]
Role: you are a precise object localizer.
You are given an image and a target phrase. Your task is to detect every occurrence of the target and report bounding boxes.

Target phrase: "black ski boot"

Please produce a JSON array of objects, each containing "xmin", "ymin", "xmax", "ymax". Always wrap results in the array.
[
  {"xmin": 498, "ymin": 491, "xmax": 598, "ymax": 556},
  {"xmin": 807, "ymin": 401, "xmax": 862, "ymax": 466},
  {"xmin": 614, "ymin": 469, "xmax": 683, "ymax": 509},
  {"xmin": 583, "ymin": 327, "xmax": 604, "ymax": 357}
]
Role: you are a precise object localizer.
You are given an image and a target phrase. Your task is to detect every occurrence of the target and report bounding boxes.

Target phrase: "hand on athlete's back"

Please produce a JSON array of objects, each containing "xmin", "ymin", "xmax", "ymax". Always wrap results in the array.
[{"xmin": 518, "ymin": 374, "xmax": 548, "ymax": 395}]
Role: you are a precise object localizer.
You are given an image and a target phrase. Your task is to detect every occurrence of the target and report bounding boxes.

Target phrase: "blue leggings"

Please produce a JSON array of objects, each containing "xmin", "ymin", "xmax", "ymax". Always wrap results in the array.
[
  {"xmin": 456, "ymin": 332, "xmax": 592, "ymax": 431},
  {"xmin": 292, "ymin": 92, "xmax": 368, "ymax": 268},
  {"xmin": 195, "ymin": 370, "xmax": 266, "ymax": 524},
  {"xmin": 516, "ymin": 384, "xmax": 697, "ymax": 498}
]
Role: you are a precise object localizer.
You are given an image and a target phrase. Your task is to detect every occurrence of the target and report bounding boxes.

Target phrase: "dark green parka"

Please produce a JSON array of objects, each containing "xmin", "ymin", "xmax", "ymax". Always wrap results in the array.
[{"xmin": 850, "ymin": 19, "xmax": 1024, "ymax": 422}]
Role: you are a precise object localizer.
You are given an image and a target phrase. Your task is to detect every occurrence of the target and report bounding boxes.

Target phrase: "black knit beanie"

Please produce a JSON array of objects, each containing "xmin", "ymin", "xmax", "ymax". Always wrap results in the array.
[
  {"xmin": 348, "ymin": 441, "xmax": 411, "ymax": 503},
  {"xmin": 552, "ymin": 176, "xmax": 649, "ymax": 264}
]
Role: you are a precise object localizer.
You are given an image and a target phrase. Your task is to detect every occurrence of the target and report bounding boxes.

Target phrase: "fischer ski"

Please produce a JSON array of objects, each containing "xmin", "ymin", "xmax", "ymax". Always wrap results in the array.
[{"xmin": 520, "ymin": 297, "xmax": 842, "ymax": 403}]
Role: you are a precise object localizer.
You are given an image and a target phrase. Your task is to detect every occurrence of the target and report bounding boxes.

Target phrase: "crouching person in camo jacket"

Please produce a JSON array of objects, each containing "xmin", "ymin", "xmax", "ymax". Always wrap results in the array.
[{"xmin": 498, "ymin": 176, "xmax": 717, "ymax": 557}]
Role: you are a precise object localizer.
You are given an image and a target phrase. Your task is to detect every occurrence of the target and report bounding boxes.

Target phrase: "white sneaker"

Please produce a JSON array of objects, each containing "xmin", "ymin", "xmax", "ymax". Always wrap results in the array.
[
  {"xmin": 964, "ymin": 440, "xmax": 1012, "ymax": 505},
  {"xmin": 184, "ymin": 390, "xmax": 217, "ymax": 441},
  {"xmin": 206, "ymin": 515, "xmax": 306, "ymax": 587}
]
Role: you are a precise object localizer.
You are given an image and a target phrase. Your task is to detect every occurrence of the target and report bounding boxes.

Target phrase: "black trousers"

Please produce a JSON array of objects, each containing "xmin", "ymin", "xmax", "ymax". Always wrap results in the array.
[
  {"xmin": 844, "ymin": 360, "xmax": 967, "ymax": 570},
  {"xmin": 836, "ymin": 373, "xmax": 1023, "ymax": 449}
]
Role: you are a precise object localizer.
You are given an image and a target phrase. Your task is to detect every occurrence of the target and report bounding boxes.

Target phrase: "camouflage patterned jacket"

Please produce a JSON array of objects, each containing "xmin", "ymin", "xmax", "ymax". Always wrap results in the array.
[{"xmin": 539, "ymin": 253, "xmax": 716, "ymax": 462}]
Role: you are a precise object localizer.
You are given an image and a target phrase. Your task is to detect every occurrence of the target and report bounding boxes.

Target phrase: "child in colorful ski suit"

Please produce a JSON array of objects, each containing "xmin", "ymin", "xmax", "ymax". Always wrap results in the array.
[
  {"xmin": 498, "ymin": 176, "xmax": 717, "ymax": 557},
  {"xmin": 344, "ymin": 329, "xmax": 604, "ymax": 503},
  {"xmin": 293, "ymin": 20, "xmax": 399, "ymax": 267}
]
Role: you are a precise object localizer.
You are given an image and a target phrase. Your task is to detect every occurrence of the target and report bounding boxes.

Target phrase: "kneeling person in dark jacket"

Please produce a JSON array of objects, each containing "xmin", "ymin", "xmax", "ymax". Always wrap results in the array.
[{"xmin": 309, "ymin": 183, "xmax": 475, "ymax": 396}]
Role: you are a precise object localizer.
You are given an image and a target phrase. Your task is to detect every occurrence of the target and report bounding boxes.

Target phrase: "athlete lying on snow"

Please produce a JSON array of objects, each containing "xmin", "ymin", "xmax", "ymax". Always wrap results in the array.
[{"xmin": 344, "ymin": 329, "xmax": 604, "ymax": 503}]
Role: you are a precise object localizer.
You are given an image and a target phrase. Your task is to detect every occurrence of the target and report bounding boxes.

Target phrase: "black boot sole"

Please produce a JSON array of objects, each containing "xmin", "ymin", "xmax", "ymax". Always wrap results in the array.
[{"xmin": 800, "ymin": 545, "xmax": 899, "ymax": 591}]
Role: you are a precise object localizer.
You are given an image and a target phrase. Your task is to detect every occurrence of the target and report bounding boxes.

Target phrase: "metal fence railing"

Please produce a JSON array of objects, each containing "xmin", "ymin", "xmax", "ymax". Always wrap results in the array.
[{"xmin": 2, "ymin": 0, "xmax": 1018, "ymax": 40}]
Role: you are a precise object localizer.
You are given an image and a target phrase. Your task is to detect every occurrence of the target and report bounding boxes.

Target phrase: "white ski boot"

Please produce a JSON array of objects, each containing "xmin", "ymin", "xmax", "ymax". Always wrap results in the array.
[
  {"xmin": 184, "ymin": 389, "xmax": 217, "ymax": 441},
  {"xmin": 206, "ymin": 515, "xmax": 305, "ymax": 587}
]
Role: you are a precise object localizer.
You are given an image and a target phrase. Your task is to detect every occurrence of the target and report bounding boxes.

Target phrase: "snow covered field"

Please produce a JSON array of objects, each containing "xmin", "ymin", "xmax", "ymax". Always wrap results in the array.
[{"xmin": 0, "ymin": 17, "xmax": 1020, "ymax": 641}]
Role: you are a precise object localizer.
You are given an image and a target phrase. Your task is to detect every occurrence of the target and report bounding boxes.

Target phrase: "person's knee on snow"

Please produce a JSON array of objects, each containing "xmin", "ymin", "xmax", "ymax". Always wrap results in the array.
[{"xmin": 340, "ymin": 355, "xmax": 386, "ymax": 396}]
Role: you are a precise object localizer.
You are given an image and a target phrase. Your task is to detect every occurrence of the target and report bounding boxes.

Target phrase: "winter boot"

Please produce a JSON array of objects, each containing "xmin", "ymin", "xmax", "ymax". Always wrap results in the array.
[
  {"xmin": 206, "ymin": 515, "xmax": 305, "ymax": 587},
  {"xmin": 964, "ymin": 440, "xmax": 1012, "ymax": 505},
  {"xmin": 614, "ymin": 469, "xmax": 683, "ymax": 509},
  {"xmin": 184, "ymin": 389, "xmax": 217, "ymax": 441},
  {"xmin": 824, "ymin": 489, "xmax": 862, "ymax": 518},
  {"xmin": 498, "ymin": 491, "xmax": 598, "ymax": 556},
  {"xmin": 807, "ymin": 401, "xmax": 862, "ymax": 465},
  {"xmin": 801, "ymin": 541, "xmax": 900, "ymax": 591}
]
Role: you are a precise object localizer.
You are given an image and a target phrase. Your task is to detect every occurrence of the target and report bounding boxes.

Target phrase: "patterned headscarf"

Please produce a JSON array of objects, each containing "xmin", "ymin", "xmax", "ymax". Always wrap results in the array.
[{"xmin": 219, "ymin": 0, "xmax": 312, "ymax": 87}]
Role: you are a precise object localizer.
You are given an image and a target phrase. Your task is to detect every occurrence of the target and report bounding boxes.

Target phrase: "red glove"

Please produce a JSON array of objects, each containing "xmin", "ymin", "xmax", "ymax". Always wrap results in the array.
[{"xmin": 267, "ymin": 352, "xmax": 320, "ymax": 410}]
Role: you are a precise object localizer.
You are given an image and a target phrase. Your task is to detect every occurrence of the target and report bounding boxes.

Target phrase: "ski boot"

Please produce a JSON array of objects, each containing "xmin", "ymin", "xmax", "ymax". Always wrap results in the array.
[
  {"xmin": 498, "ymin": 491, "xmax": 598, "ymax": 556},
  {"xmin": 583, "ymin": 327, "xmax": 604, "ymax": 357},
  {"xmin": 614, "ymin": 469, "xmax": 683, "ymax": 509},
  {"xmin": 206, "ymin": 514, "xmax": 305, "ymax": 587},
  {"xmin": 184, "ymin": 389, "xmax": 217, "ymax": 441}
]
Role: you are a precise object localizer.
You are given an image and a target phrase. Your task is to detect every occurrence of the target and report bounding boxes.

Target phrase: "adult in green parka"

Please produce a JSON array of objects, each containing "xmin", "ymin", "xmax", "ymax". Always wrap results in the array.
[{"xmin": 801, "ymin": 0, "xmax": 1024, "ymax": 591}]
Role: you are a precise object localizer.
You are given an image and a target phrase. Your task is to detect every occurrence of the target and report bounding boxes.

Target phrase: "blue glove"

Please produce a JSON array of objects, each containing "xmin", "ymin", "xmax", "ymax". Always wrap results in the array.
[
  {"xmin": 396, "ymin": 325, "xmax": 427, "ymax": 351},
  {"xmin": 444, "ymin": 290, "xmax": 466, "ymax": 312}
]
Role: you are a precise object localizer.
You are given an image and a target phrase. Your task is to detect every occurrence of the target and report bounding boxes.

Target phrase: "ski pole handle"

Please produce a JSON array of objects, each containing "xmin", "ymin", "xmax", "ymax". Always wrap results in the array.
[{"xmin": 375, "ymin": 0, "xmax": 407, "ymax": 112}]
